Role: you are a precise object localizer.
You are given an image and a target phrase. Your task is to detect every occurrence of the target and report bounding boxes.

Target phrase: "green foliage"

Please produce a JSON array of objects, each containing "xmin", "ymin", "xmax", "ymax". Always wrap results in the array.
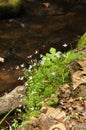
[
  {"xmin": 64, "ymin": 50, "xmax": 86, "ymax": 63},
  {"xmin": 83, "ymin": 96, "xmax": 86, "ymax": 101},
  {"xmin": 9, "ymin": 119, "xmax": 19, "ymax": 130},
  {"xmin": 24, "ymin": 47, "xmax": 86, "ymax": 119},
  {"xmin": 77, "ymin": 32, "xmax": 86, "ymax": 47}
]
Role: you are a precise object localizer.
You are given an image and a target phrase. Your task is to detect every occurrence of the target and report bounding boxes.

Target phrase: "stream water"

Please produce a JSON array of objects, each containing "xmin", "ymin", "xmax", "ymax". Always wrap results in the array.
[{"xmin": 0, "ymin": 0, "xmax": 86, "ymax": 129}]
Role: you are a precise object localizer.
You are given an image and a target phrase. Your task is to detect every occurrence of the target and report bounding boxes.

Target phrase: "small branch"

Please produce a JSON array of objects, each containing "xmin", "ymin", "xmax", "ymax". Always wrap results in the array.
[{"xmin": 0, "ymin": 85, "xmax": 26, "ymax": 114}]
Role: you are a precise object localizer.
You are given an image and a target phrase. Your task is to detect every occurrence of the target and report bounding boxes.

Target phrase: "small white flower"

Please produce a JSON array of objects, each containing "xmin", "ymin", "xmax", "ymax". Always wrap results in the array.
[
  {"xmin": 40, "ymin": 57, "xmax": 46, "ymax": 65},
  {"xmin": 33, "ymin": 62, "xmax": 36, "ymax": 66},
  {"xmin": 27, "ymin": 55, "xmax": 32, "ymax": 58},
  {"xmin": 35, "ymin": 50, "xmax": 38, "ymax": 54},
  {"xmin": 40, "ymin": 60, "xmax": 44, "ymax": 65},
  {"xmin": 19, "ymin": 104, "xmax": 22, "ymax": 107},
  {"xmin": 51, "ymin": 72, "xmax": 56, "ymax": 75},
  {"xmin": 28, "ymin": 69, "xmax": 31, "ymax": 72},
  {"xmin": 63, "ymin": 43, "xmax": 68, "ymax": 47},
  {"xmin": 18, "ymin": 76, "xmax": 21, "ymax": 80},
  {"xmin": 29, "ymin": 65, "xmax": 32, "ymax": 69},
  {"xmin": 9, "ymin": 126, "xmax": 12, "ymax": 130},
  {"xmin": 20, "ymin": 63, "xmax": 24, "ymax": 68},
  {"xmin": 31, "ymin": 91, "xmax": 36, "ymax": 94},
  {"xmin": 24, "ymin": 82, "xmax": 28, "ymax": 86},
  {"xmin": 18, "ymin": 76, "xmax": 24, "ymax": 80},
  {"xmin": 29, "ymin": 76, "xmax": 32, "ymax": 80},
  {"xmin": 55, "ymin": 53, "xmax": 61, "ymax": 59},
  {"xmin": 17, "ymin": 108, "xmax": 22, "ymax": 112},
  {"xmin": 16, "ymin": 66, "xmax": 19, "ymax": 69},
  {"xmin": 21, "ymin": 76, "xmax": 24, "ymax": 80},
  {"xmin": 40, "ymin": 54, "xmax": 43, "ymax": 58},
  {"xmin": 30, "ymin": 107, "xmax": 34, "ymax": 111}
]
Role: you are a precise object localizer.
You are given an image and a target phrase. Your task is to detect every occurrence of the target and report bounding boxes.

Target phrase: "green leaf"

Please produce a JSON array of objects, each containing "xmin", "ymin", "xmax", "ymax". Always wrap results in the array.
[
  {"xmin": 77, "ymin": 32, "xmax": 86, "ymax": 47},
  {"xmin": 49, "ymin": 47, "xmax": 56, "ymax": 55}
]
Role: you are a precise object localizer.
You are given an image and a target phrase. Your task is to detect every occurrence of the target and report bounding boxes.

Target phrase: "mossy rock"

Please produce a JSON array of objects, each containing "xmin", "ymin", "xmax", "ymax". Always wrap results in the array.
[{"xmin": 0, "ymin": 0, "xmax": 24, "ymax": 18}]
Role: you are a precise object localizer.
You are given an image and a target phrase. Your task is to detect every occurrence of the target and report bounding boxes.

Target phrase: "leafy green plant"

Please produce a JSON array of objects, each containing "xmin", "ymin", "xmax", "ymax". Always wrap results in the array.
[
  {"xmin": 24, "ymin": 47, "xmax": 86, "ymax": 119},
  {"xmin": 0, "ymin": 108, "xmax": 22, "ymax": 130},
  {"xmin": 64, "ymin": 50, "xmax": 86, "ymax": 63},
  {"xmin": 83, "ymin": 96, "xmax": 86, "ymax": 101},
  {"xmin": 77, "ymin": 32, "xmax": 86, "ymax": 47},
  {"xmin": 9, "ymin": 119, "xmax": 19, "ymax": 130}
]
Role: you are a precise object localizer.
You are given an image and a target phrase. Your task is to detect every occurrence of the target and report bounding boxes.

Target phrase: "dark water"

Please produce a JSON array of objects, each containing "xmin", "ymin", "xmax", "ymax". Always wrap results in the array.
[{"xmin": 0, "ymin": 0, "xmax": 86, "ymax": 128}]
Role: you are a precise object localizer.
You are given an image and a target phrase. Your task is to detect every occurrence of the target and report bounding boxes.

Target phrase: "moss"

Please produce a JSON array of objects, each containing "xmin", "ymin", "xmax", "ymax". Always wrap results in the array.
[
  {"xmin": 9, "ymin": 0, "xmax": 24, "ymax": 9},
  {"xmin": 0, "ymin": 0, "xmax": 24, "ymax": 18},
  {"xmin": 0, "ymin": 0, "xmax": 23, "ymax": 6}
]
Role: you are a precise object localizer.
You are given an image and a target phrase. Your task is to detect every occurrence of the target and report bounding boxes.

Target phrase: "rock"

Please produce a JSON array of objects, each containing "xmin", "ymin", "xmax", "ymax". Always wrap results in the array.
[{"xmin": 0, "ymin": 0, "xmax": 24, "ymax": 18}]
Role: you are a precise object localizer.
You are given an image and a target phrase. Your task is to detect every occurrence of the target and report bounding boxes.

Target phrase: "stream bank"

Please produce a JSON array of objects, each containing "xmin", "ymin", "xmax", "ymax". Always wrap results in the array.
[{"xmin": 0, "ymin": 0, "xmax": 86, "ymax": 129}]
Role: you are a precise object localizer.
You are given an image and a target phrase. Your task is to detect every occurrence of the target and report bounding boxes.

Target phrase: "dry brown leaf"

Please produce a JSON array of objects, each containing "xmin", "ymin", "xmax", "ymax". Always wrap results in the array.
[
  {"xmin": 62, "ymin": 84, "xmax": 70, "ymax": 91},
  {"xmin": 43, "ymin": 2, "xmax": 49, "ymax": 8},
  {"xmin": 28, "ymin": 117, "xmax": 39, "ymax": 126},
  {"xmin": 78, "ymin": 58, "xmax": 86, "ymax": 71},
  {"xmin": 68, "ymin": 98, "xmax": 74, "ymax": 103},
  {"xmin": 72, "ymin": 71, "xmax": 86, "ymax": 89},
  {"xmin": 49, "ymin": 123, "xmax": 66, "ymax": 130},
  {"xmin": 0, "ymin": 57, "xmax": 4, "ymax": 62},
  {"xmin": 44, "ymin": 107, "xmax": 66, "ymax": 119}
]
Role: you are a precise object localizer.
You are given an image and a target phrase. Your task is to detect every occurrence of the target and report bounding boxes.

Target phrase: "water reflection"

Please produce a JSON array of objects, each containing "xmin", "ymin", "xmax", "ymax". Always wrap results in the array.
[{"xmin": 0, "ymin": 1, "xmax": 86, "ymax": 97}]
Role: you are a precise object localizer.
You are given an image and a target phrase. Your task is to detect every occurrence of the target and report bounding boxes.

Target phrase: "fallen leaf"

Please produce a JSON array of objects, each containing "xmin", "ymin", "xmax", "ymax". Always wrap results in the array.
[
  {"xmin": 43, "ymin": 2, "xmax": 49, "ymax": 8},
  {"xmin": 72, "ymin": 71, "xmax": 86, "ymax": 89},
  {"xmin": 78, "ymin": 58, "xmax": 86, "ymax": 71},
  {"xmin": 0, "ymin": 57, "xmax": 4, "ymax": 62},
  {"xmin": 49, "ymin": 123, "xmax": 66, "ymax": 130}
]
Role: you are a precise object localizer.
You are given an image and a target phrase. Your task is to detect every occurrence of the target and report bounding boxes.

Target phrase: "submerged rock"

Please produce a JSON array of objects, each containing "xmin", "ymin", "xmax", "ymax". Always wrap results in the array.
[{"xmin": 0, "ymin": 0, "xmax": 24, "ymax": 18}]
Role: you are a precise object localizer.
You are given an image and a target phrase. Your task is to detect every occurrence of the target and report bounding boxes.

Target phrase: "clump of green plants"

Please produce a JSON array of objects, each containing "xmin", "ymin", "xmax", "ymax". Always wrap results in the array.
[
  {"xmin": 1, "ymin": 119, "xmax": 19, "ymax": 130},
  {"xmin": 9, "ymin": 119, "xmax": 19, "ymax": 130},
  {"xmin": 24, "ymin": 47, "xmax": 86, "ymax": 119},
  {"xmin": 77, "ymin": 32, "xmax": 86, "ymax": 47}
]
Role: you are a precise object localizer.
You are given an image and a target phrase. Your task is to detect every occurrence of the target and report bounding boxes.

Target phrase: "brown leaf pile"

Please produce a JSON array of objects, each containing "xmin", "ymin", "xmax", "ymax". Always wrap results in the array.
[{"xmin": 72, "ymin": 58, "xmax": 86, "ymax": 90}]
